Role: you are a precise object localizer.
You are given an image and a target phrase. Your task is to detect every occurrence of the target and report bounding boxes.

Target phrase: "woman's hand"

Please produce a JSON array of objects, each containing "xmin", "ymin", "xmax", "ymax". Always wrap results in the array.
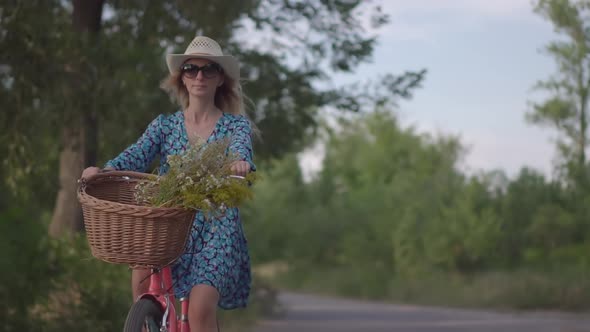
[
  {"xmin": 230, "ymin": 161, "xmax": 250, "ymax": 177},
  {"xmin": 81, "ymin": 166, "xmax": 115, "ymax": 180},
  {"xmin": 81, "ymin": 167, "xmax": 101, "ymax": 180}
]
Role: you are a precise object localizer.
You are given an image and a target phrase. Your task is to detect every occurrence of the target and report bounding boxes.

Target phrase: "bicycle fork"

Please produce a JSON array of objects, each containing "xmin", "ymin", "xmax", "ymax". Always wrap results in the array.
[{"xmin": 145, "ymin": 267, "xmax": 191, "ymax": 332}]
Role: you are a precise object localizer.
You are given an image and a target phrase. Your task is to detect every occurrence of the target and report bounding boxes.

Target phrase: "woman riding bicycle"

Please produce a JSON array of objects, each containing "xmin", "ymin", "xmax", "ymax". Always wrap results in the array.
[{"xmin": 81, "ymin": 36, "xmax": 255, "ymax": 332}]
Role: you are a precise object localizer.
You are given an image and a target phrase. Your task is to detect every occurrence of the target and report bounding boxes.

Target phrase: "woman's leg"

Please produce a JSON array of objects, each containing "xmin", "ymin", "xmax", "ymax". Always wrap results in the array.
[
  {"xmin": 131, "ymin": 268, "xmax": 151, "ymax": 301},
  {"xmin": 188, "ymin": 284, "xmax": 220, "ymax": 332}
]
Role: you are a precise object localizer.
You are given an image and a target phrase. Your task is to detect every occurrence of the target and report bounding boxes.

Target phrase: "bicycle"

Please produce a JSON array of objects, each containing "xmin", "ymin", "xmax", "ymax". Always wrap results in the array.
[
  {"xmin": 78, "ymin": 170, "xmax": 247, "ymax": 332},
  {"xmin": 124, "ymin": 265, "xmax": 188, "ymax": 332}
]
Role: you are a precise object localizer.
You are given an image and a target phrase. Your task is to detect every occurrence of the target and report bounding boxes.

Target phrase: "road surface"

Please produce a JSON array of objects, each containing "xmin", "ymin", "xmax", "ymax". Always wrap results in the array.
[{"xmin": 253, "ymin": 292, "xmax": 590, "ymax": 332}]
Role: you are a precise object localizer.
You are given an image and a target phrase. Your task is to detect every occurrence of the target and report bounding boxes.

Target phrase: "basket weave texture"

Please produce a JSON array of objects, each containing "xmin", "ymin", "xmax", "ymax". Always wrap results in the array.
[{"xmin": 77, "ymin": 171, "xmax": 195, "ymax": 268}]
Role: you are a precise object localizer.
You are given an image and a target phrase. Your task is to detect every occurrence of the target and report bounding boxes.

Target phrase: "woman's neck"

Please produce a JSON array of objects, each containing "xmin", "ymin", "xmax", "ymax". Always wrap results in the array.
[{"xmin": 184, "ymin": 96, "xmax": 219, "ymax": 123}]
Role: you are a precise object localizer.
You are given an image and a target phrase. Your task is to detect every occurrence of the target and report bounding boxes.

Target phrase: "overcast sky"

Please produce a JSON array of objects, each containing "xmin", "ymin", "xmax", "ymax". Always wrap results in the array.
[{"xmin": 299, "ymin": 0, "xmax": 564, "ymax": 180}]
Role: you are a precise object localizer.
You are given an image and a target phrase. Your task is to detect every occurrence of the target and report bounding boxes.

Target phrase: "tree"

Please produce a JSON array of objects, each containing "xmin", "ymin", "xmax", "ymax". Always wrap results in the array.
[
  {"xmin": 2, "ymin": 1, "xmax": 422, "ymax": 236},
  {"xmin": 0, "ymin": 1, "xmax": 71, "ymax": 206},
  {"xmin": 49, "ymin": 0, "xmax": 105, "ymax": 237},
  {"xmin": 529, "ymin": 0, "xmax": 590, "ymax": 186}
]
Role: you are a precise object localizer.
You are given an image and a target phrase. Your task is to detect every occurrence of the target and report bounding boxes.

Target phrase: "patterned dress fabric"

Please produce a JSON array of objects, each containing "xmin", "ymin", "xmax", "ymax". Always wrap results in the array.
[{"xmin": 105, "ymin": 110, "xmax": 255, "ymax": 309}]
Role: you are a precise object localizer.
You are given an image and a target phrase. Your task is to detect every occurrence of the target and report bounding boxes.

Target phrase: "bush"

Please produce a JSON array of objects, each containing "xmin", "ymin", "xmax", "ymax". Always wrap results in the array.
[
  {"xmin": 1, "ymin": 205, "xmax": 278, "ymax": 331},
  {"xmin": 0, "ymin": 206, "xmax": 131, "ymax": 331},
  {"xmin": 34, "ymin": 235, "xmax": 131, "ymax": 332},
  {"xmin": 0, "ymin": 208, "xmax": 54, "ymax": 331}
]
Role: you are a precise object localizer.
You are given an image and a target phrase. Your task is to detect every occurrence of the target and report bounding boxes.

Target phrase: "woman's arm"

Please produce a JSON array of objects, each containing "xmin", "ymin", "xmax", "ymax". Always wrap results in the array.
[
  {"xmin": 229, "ymin": 116, "xmax": 256, "ymax": 173},
  {"xmin": 104, "ymin": 115, "xmax": 163, "ymax": 172}
]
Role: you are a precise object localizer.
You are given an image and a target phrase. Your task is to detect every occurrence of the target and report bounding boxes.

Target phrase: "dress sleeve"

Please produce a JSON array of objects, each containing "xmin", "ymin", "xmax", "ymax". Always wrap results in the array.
[
  {"xmin": 229, "ymin": 116, "xmax": 256, "ymax": 172},
  {"xmin": 104, "ymin": 114, "xmax": 163, "ymax": 172}
]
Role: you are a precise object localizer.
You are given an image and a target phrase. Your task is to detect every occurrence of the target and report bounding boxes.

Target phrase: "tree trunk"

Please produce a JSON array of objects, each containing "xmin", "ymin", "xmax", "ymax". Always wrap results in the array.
[
  {"xmin": 72, "ymin": 0, "xmax": 103, "ymax": 31},
  {"xmin": 49, "ymin": 124, "xmax": 87, "ymax": 236},
  {"xmin": 579, "ymin": 90, "xmax": 587, "ymax": 168},
  {"xmin": 49, "ymin": 0, "xmax": 103, "ymax": 237}
]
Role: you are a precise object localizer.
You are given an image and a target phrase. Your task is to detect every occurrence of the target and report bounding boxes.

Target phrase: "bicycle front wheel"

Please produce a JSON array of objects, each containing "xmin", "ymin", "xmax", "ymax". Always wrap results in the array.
[{"xmin": 124, "ymin": 299, "xmax": 164, "ymax": 332}]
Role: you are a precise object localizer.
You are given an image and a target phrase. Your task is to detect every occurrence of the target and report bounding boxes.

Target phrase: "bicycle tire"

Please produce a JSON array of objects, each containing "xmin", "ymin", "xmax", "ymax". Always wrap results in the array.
[{"xmin": 124, "ymin": 299, "xmax": 164, "ymax": 332}]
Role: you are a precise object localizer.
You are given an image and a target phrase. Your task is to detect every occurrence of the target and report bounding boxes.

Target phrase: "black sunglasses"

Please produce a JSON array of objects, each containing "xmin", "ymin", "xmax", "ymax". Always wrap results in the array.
[{"xmin": 180, "ymin": 63, "xmax": 222, "ymax": 79}]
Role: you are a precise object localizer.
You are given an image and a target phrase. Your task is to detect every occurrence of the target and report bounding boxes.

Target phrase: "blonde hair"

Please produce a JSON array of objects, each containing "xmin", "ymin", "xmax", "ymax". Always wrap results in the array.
[{"xmin": 160, "ymin": 66, "xmax": 246, "ymax": 116}]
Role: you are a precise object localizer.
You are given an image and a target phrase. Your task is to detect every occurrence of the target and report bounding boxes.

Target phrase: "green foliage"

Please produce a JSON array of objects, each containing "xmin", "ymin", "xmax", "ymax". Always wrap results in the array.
[
  {"xmin": 276, "ymin": 266, "xmax": 590, "ymax": 311},
  {"xmin": 0, "ymin": 205, "xmax": 277, "ymax": 331},
  {"xmin": 420, "ymin": 180, "xmax": 502, "ymax": 273},
  {"xmin": 388, "ymin": 269, "xmax": 590, "ymax": 310},
  {"xmin": 0, "ymin": 1, "xmax": 65, "ymax": 202},
  {"xmin": 0, "ymin": 208, "xmax": 54, "ymax": 331},
  {"xmin": 1, "ymin": 1, "xmax": 405, "ymax": 193},
  {"xmin": 35, "ymin": 236, "xmax": 131, "ymax": 332},
  {"xmin": 529, "ymin": 0, "xmax": 590, "ymax": 186},
  {"xmin": 7, "ymin": 0, "xmax": 590, "ymax": 318},
  {"xmin": 244, "ymin": 108, "xmax": 590, "ymax": 310},
  {"xmin": 241, "ymin": 155, "xmax": 306, "ymax": 262},
  {"xmin": 0, "ymin": 205, "xmax": 130, "ymax": 331}
]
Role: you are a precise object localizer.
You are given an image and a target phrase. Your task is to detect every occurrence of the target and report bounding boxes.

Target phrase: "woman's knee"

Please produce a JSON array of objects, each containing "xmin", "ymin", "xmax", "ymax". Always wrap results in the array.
[{"xmin": 188, "ymin": 284, "xmax": 219, "ymax": 321}]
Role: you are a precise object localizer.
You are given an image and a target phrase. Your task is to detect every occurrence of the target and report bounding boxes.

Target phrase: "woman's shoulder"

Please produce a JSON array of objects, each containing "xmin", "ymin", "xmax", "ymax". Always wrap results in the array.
[
  {"xmin": 156, "ymin": 110, "xmax": 183, "ymax": 125},
  {"xmin": 223, "ymin": 113, "xmax": 250, "ymax": 126},
  {"xmin": 162, "ymin": 110, "xmax": 183, "ymax": 120}
]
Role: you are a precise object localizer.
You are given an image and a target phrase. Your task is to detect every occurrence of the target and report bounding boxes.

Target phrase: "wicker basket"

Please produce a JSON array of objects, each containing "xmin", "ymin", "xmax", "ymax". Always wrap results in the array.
[{"xmin": 77, "ymin": 171, "xmax": 196, "ymax": 268}]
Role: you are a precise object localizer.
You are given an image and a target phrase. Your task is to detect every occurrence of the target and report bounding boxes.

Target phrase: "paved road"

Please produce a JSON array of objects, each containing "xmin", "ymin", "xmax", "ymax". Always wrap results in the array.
[{"xmin": 253, "ymin": 292, "xmax": 590, "ymax": 332}]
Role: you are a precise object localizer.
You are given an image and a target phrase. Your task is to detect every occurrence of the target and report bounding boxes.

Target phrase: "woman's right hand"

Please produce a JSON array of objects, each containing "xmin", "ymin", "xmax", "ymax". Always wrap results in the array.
[{"xmin": 81, "ymin": 166, "xmax": 101, "ymax": 180}]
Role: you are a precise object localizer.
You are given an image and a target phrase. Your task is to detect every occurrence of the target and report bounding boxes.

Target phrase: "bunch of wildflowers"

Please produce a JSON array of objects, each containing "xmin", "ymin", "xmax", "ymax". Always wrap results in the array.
[{"xmin": 134, "ymin": 137, "xmax": 256, "ymax": 216}]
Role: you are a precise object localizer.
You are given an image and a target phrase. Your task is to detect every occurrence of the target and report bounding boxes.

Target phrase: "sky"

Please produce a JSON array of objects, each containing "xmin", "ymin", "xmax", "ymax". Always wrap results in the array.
[{"xmin": 298, "ymin": 0, "xmax": 564, "ymax": 181}]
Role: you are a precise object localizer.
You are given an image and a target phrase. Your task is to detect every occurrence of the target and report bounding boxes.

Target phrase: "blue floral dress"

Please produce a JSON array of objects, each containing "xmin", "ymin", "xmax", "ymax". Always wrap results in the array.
[{"xmin": 104, "ymin": 110, "xmax": 255, "ymax": 309}]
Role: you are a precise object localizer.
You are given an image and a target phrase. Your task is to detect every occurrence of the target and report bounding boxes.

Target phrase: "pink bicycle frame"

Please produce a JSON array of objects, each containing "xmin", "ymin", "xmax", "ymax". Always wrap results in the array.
[{"xmin": 138, "ymin": 266, "xmax": 190, "ymax": 332}]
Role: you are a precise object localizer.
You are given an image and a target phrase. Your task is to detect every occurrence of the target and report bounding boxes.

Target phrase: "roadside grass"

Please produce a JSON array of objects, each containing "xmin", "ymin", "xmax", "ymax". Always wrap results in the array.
[{"xmin": 260, "ymin": 262, "xmax": 590, "ymax": 312}]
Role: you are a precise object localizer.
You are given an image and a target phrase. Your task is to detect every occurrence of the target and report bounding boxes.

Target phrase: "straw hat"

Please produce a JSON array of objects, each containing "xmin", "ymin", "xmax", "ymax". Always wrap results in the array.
[{"xmin": 166, "ymin": 36, "xmax": 240, "ymax": 81}]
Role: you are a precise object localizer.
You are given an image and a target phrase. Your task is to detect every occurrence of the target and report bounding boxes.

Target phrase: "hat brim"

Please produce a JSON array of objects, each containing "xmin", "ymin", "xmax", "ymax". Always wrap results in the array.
[{"xmin": 166, "ymin": 54, "xmax": 240, "ymax": 81}]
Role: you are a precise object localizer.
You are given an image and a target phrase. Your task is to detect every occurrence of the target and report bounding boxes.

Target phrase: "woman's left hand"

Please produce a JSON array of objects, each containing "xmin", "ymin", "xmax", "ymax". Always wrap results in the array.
[{"xmin": 231, "ymin": 161, "xmax": 250, "ymax": 177}]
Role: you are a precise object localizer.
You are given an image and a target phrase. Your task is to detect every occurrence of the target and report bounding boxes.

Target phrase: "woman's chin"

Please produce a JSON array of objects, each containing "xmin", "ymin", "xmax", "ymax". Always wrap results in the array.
[{"xmin": 188, "ymin": 90, "xmax": 215, "ymax": 98}]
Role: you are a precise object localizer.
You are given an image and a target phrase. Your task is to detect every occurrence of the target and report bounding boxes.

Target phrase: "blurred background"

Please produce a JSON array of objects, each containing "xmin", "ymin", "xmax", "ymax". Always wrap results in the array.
[{"xmin": 3, "ymin": 0, "xmax": 590, "ymax": 331}]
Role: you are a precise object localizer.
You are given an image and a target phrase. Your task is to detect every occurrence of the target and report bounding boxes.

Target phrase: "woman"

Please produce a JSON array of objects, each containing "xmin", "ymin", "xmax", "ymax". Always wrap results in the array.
[{"xmin": 81, "ymin": 36, "xmax": 255, "ymax": 332}]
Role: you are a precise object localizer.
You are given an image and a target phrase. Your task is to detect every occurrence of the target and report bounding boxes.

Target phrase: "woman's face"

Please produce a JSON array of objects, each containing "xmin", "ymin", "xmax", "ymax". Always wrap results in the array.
[{"xmin": 180, "ymin": 58, "xmax": 224, "ymax": 99}]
